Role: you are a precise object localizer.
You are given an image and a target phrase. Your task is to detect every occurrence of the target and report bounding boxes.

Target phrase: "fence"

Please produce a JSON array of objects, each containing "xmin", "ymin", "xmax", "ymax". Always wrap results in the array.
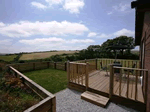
[
  {"xmin": 109, "ymin": 65, "xmax": 148, "ymax": 104},
  {"xmin": 8, "ymin": 61, "xmax": 67, "ymax": 72},
  {"xmin": 74, "ymin": 58, "xmax": 140, "ymax": 70},
  {"xmin": 8, "ymin": 66, "xmax": 56, "ymax": 112}
]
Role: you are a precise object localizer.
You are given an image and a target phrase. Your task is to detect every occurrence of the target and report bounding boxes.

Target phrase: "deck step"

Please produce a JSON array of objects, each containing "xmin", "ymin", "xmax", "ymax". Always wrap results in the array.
[{"xmin": 81, "ymin": 91, "xmax": 109, "ymax": 108}]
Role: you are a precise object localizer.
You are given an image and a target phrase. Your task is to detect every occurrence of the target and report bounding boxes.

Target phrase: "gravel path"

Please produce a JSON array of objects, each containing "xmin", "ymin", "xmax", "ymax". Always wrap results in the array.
[{"xmin": 55, "ymin": 88, "xmax": 138, "ymax": 112}]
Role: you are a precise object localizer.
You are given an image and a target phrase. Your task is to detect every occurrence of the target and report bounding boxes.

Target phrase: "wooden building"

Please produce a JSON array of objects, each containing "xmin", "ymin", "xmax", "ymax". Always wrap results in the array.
[{"xmin": 131, "ymin": 0, "xmax": 150, "ymax": 112}]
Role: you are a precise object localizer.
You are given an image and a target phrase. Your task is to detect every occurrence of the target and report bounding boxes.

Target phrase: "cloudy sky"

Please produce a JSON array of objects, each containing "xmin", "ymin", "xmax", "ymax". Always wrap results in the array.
[{"xmin": 0, "ymin": 0, "xmax": 137, "ymax": 53}]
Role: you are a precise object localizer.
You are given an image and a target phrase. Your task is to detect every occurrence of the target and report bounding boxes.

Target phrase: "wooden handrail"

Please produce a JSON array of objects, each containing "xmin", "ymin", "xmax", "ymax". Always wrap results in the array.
[
  {"xmin": 8, "ymin": 66, "xmax": 56, "ymax": 112},
  {"xmin": 113, "ymin": 66, "xmax": 148, "ymax": 71}
]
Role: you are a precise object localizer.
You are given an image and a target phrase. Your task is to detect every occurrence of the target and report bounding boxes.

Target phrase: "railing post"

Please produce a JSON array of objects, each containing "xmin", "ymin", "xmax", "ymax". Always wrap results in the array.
[
  {"xmin": 96, "ymin": 58, "xmax": 97, "ymax": 70},
  {"xmin": 65, "ymin": 62, "xmax": 67, "ymax": 71},
  {"xmin": 52, "ymin": 96, "xmax": 56, "ymax": 112},
  {"xmin": 67, "ymin": 61, "xmax": 70, "ymax": 86},
  {"xmin": 109, "ymin": 64, "xmax": 114, "ymax": 99},
  {"xmin": 85, "ymin": 62, "xmax": 89, "ymax": 90}
]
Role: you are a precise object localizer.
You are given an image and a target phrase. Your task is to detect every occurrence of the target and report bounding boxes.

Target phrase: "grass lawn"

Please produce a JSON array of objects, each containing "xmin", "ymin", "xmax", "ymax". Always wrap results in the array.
[
  {"xmin": 0, "ymin": 55, "xmax": 17, "ymax": 62},
  {"xmin": 24, "ymin": 68, "xmax": 67, "ymax": 94},
  {"xmin": 20, "ymin": 51, "xmax": 78, "ymax": 60}
]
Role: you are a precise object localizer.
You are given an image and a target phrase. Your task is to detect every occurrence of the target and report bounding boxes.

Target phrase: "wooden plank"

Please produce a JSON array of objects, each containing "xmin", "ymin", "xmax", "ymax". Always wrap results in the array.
[
  {"xmin": 127, "ymin": 70, "xmax": 129, "ymax": 98},
  {"xmin": 135, "ymin": 70, "xmax": 138, "ymax": 100},
  {"xmin": 24, "ymin": 97, "xmax": 52, "ymax": 112},
  {"xmin": 85, "ymin": 63, "xmax": 89, "ymax": 90},
  {"xmin": 114, "ymin": 66, "xmax": 148, "ymax": 71},
  {"xmin": 9, "ymin": 66, "xmax": 54, "ymax": 98},
  {"xmin": 81, "ymin": 91, "xmax": 109, "ymax": 107},
  {"xmin": 119, "ymin": 69, "xmax": 122, "ymax": 96},
  {"xmin": 52, "ymin": 97, "xmax": 56, "ymax": 112},
  {"xmin": 67, "ymin": 61, "xmax": 70, "ymax": 84},
  {"xmin": 109, "ymin": 65, "xmax": 114, "ymax": 98}
]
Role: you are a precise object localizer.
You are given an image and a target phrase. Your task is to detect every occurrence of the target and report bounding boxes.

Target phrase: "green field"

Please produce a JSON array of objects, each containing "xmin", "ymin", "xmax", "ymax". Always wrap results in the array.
[
  {"xmin": 0, "ymin": 55, "xmax": 17, "ymax": 62},
  {"xmin": 20, "ymin": 51, "xmax": 78, "ymax": 60},
  {"xmin": 24, "ymin": 68, "xmax": 67, "ymax": 94}
]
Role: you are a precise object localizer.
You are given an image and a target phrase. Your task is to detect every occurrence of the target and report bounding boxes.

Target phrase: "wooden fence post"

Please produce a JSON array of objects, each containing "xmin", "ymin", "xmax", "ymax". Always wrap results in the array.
[
  {"xmin": 54, "ymin": 62, "xmax": 56, "ymax": 69},
  {"xmin": 47, "ymin": 62, "xmax": 50, "ymax": 68},
  {"xmin": 67, "ymin": 61, "xmax": 70, "ymax": 86},
  {"xmin": 85, "ymin": 62, "xmax": 89, "ymax": 90},
  {"xmin": 33, "ymin": 63, "xmax": 35, "ymax": 70},
  {"xmin": 109, "ymin": 64, "xmax": 114, "ymax": 99},
  {"xmin": 52, "ymin": 97, "xmax": 56, "ymax": 112},
  {"xmin": 96, "ymin": 58, "xmax": 97, "ymax": 70},
  {"xmin": 65, "ymin": 62, "xmax": 67, "ymax": 71}
]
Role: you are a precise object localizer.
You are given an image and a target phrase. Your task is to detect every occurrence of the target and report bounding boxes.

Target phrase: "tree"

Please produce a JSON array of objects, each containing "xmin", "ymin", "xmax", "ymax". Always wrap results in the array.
[{"xmin": 101, "ymin": 36, "xmax": 135, "ymax": 57}]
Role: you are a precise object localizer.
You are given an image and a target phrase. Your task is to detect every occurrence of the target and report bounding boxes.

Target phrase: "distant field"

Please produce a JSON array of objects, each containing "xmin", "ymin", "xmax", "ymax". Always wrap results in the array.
[
  {"xmin": 20, "ymin": 51, "xmax": 78, "ymax": 60},
  {"xmin": 0, "ymin": 55, "xmax": 17, "ymax": 62}
]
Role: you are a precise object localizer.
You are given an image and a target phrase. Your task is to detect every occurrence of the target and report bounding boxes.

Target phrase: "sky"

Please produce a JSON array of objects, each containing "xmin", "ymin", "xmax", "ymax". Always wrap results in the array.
[{"xmin": 0, "ymin": 0, "xmax": 138, "ymax": 53}]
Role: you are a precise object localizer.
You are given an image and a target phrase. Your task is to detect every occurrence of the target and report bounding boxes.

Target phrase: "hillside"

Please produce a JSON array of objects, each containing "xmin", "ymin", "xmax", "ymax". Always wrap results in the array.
[{"xmin": 19, "ymin": 51, "xmax": 79, "ymax": 60}]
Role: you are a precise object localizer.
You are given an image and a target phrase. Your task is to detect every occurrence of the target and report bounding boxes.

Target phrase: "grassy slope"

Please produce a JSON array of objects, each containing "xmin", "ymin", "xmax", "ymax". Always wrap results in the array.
[
  {"xmin": 20, "ymin": 51, "xmax": 78, "ymax": 60},
  {"xmin": 24, "ymin": 68, "xmax": 67, "ymax": 94},
  {"xmin": 0, "ymin": 55, "xmax": 17, "ymax": 62}
]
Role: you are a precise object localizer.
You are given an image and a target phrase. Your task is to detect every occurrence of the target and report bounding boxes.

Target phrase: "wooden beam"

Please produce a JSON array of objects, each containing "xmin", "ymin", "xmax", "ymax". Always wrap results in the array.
[
  {"xmin": 85, "ymin": 63, "xmax": 89, "ymax": 90},
  {"xmin": 135, "ymin": 70, "xmax": 138, "ymax": 100},
  {"xmin": 67, "ymin": 61, "xmax": 70, "ymax": 86},
  {"xmin": 109, "ymin": 64, "xmax": 114, "ymax": 99},
  {"xmin": 113, "ymin": 66, "xmax": 148, "ymax": 71},
  {"xmin": 127, "ymin": 70, "xmax": 129, "ymax": 98}
]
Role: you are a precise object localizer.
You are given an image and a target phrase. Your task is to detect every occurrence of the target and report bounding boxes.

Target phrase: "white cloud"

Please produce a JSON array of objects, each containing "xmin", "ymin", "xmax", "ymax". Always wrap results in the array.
[
  {"xmin": 97, "ymin": 34, "xmax": 112, "ymax": 38},
  {"xmin": 30, "ymin": 0, "xmax": 85, "ymax": 14},
  {"xmin": 107, "ymin": 12, "xmax": 113, "ymax": 15},
  {"xmin": 0, "ymin": 39, "xmax": 12, "ymax": 46},
  {"xmin": 45, "ymin": 0, "xmax": 64, "ymax": 5},
  {"xmin": 108, "ymin": 3, "xmax": 130, "ymax": 15},
  {"xmin": 19, "ymin": 37, "xmax": 94, "ymax": 45},
  {"xmin": 87, "ymin": 32, "xmax": 97, "ymax": 37},
  {"xmin": 0, "ymin": 22, "xmax": 5, "ymax": 27},
  {"xmin": 69, "ymin": 39, "xmax": 95, "ymax": 43},
  {"xmin": 114, "ymin": 28, "xmax": 135, "ymax": 37},
  {"xmin": 0, "ymin": 21, "xmax": 89, "ymax": 37},
  {"xmin": 18, "ymin": 37, "xmax": 94, "ymax": 52},
  {"xmin": 31, "ymin": 2, "xmax": 47, "ymax": 9},
  {"xmin": 63, "ymin": 0, "xmax": 85, "ymax": 14}
]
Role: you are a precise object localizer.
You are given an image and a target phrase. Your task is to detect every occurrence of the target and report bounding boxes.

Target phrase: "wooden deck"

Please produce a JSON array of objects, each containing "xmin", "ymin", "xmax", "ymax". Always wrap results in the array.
[{"xmin": 87, "ymin": 70, "xmax": 144, "ymax": 103}]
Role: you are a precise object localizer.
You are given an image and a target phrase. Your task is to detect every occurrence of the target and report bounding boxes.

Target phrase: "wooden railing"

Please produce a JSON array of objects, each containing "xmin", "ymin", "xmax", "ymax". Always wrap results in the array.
[
  {"xmin": 8, "ymin": 66, "xmax": 56, "ymax": 112},
  {"xmin": 98, "ymin": 59, "xmax": 140, "ymax": 70},
  {"xmin": 109, "ymin": 65, "xmax": 148, "ymax": 104},
  {"xmin": 68, "ymin": 62, "xmax": 87, "ymax": 86},
  {"xmin": 8, "ymin": 61, "xmax": 67, "ymax": 72}
]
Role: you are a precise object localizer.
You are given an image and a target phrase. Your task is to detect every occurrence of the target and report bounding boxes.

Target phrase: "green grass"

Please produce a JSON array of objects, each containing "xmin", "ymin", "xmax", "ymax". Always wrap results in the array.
[
  {"xmin": 0, "ymin": 55, "xmax": 17, "ymax": 62},
  {"xmin": 24, "ymin": 68, "xmax": 67, "ymax": 94}
]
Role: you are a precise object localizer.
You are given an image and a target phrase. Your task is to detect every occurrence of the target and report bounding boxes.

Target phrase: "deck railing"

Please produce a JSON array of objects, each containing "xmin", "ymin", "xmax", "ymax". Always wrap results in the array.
[
  {"xmin": 8, "ymin": 66, "xmax": 56, "ymax": 112},
  {"xmin": 67, "ymin": 62, "xmax": 87, "ymax": 86},
  {"xmin": 109, "ymin": 65, "xmax": 148, "ymax": 104}
]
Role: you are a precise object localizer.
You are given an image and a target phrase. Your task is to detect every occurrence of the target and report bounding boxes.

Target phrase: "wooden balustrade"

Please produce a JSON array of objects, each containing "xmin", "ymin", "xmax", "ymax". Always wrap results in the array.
[
  {"xmin": 67, "ymin": 62, "xmax": 89, "ymax": 89},
  {"xmin": 109, "ymin": 66, "xmax": 148, "ymax": 104}
]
